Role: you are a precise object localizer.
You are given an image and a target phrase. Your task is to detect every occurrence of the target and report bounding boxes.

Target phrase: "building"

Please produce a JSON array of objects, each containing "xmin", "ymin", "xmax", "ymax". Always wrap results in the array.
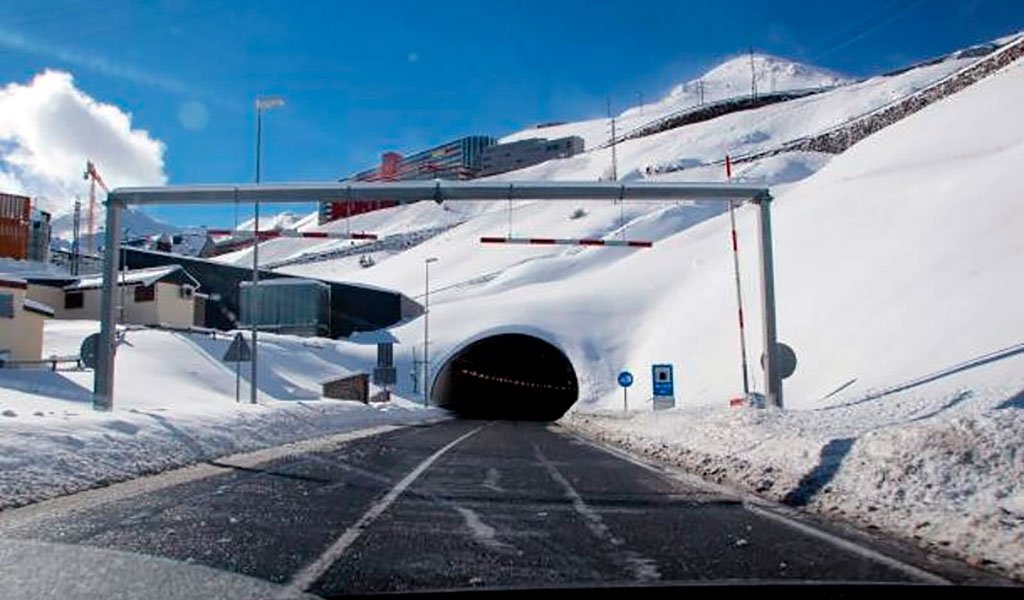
[
  {"xmin": 319, "ymin": 136, "xmax": 497, "ymax": 224},
  {"xmin": 25, "ymin": 265, "xmax": 200, "ymax": 327},
  {"xmin": 0, "ymin": 193, "xmax": 31, "ymax": 260},
  {"xmin": 122, "ymin": 247, "xmax": 423, "ymax": 338},
  {"xmin": 1, "ymin": 193, "xmax": 52, "ymax": 263},
  {"xmin": 27, "ymin": 208, "xmax": 51, "ymax": 263},
  {"xmin": 0, "ymin": 275, "xmax": 54, "ymax": 363},
  {"xmin": 239, "ymin": 278, "xmax": 330, "ymax": 337},
  {"xmin": 478, "ymin": 136, "xmax": 585, "ymax": 177}
]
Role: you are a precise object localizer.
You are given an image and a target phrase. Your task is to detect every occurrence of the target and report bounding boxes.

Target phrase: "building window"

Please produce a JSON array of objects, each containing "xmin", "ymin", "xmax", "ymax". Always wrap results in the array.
[
  {"xmin": 0, "ymin": 293, "xmax": 13, "ymax": 319},
  {"xmin": 134, "ymin": 285, "xmax": 155, "ymax": 303},
  {"xmin": 65, "ymin": 291, "xmax": 84, "ymax": 309}
]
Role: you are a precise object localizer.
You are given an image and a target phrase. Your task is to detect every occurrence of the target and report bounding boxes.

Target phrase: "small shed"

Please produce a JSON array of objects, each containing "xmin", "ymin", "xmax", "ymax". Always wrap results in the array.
[{"xmin": 0, "ymin": 275, "xmax": 54, "ymax": 363}]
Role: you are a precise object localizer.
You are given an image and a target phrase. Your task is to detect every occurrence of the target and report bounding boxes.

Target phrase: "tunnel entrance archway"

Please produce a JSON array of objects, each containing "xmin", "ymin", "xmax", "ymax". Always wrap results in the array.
[{"xmin": 431, "ymin": 334, "xmax": 578, "ymax": 421}]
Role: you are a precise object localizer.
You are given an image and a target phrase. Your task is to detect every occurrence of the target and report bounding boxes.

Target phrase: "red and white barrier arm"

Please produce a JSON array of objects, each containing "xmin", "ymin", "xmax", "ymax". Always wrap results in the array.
[
  {"xmin": 207, "ymin": 229, "xmax": 378, "ymax": 241},
  {"xmin": 480, "ymin": 236, "xmax": 652, "ymax": 248}
]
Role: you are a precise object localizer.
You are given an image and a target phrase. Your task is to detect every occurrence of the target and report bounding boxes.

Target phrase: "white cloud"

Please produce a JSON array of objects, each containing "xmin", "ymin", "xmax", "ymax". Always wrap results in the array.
[{"xmin": 0, "ymin": 70, "xmax": 167, "ymax": 216}]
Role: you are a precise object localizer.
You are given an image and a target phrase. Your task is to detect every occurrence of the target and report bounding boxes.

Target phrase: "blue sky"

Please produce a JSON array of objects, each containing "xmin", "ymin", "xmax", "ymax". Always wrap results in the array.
[{"xmin": 0, "ymin": 0, "xmax": 1021, "ymax": 227}]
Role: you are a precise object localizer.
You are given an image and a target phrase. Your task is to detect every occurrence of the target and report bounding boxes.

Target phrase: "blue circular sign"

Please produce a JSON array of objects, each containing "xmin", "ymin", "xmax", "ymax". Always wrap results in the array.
[{"xmin": 617, "ymin": 371, "xmax": 634, "ymax": 388}]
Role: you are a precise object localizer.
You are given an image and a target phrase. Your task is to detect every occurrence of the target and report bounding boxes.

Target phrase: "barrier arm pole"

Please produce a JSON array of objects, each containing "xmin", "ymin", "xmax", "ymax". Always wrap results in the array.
[
  {"xmin": 755, "ymin": 191, "xmax": 782, "ymax": 408},
  {"xmin": 94, "ymin": 197, "xmax": 123, "ymax": 411}
]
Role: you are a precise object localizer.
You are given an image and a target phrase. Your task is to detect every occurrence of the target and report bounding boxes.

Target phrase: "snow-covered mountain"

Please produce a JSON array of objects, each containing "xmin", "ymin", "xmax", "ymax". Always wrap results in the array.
[
  {"xmin": 49, "ymin": 206, "xmax": 179, "ymax": 253},
  {"xmin": 237, "ymin": 42, "xmax": 987, "ymax": 273},
  {"xmin": 625, "ymin": 53, "xmax": 850, "ymax": 118},
  {"xmin": 236, "ymin": 210, "xmax": 311, "ymax": 232}
]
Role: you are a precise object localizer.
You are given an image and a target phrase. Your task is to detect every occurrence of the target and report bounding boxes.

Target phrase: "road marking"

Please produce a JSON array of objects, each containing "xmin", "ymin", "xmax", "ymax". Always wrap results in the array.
[
  {"xmin": 0, "ymin": 423, "xmax": 412, "ymax": 530},
  {"xmin": 744, "ymin": 504, "xmax": 950, "ymax": 584},
  {"xmin": 557, "ymin": 425, "xmax": 951, "ymax": 585},
  {"xmin": 287, "ymin": 423, "xmax": 489, "ymax": 593},
  {"xmin": 533, "ymin": 443, "xmax": 661, "ymax": 582}
]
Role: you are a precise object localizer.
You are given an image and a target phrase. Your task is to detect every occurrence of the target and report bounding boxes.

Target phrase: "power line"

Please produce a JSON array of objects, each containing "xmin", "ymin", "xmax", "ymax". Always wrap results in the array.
[{"xmin": 812, "ymin": 0, "xmax": 928, "ymax": 62}]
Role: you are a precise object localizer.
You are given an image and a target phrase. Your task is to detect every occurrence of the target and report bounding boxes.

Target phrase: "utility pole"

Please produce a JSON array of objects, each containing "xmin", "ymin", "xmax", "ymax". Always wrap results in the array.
[
  {"xmin": 71, "ymin": 197, "xmax": 81, "ymax": 276},
  {"xmin": 749, "ymin": 47, "xmax": 758, "ymax": 99},
  {"xmin": 607, "ymin": 98, "xmax": 618, "ymax": 182},
  {"xmin": 423, "ymin": 257, "xmax": 438, "ymax": 405},
  {"xmin": 636, "ymin": 91, "xmax": 644, "ymax": 116},
  {"xmin": 251, "ymin": 96, "xmax": 284, "ymax": 404}
]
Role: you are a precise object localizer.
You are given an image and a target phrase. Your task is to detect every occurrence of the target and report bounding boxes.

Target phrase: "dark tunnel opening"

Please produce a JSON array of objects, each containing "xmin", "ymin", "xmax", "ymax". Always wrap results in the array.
[{"xmin": 431, "ymin": 334, "xmax": 579, "ymax": 421}]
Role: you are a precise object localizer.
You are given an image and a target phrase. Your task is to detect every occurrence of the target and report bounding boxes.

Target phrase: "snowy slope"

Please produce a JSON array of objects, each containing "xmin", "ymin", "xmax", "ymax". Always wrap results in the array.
[
  {"xmin": 628, "ymin": 53, "xmax": 849, "ymax": 117},
  {"xmin": 238, "ymin": 49, "xmax": 983, "ymax": 273}
]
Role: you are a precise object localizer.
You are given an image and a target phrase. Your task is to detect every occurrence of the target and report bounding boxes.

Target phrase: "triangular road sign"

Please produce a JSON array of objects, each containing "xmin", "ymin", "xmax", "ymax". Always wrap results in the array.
[{"xmin": 223, "ymin": 332, "xmax": 252, "ymax": 362}]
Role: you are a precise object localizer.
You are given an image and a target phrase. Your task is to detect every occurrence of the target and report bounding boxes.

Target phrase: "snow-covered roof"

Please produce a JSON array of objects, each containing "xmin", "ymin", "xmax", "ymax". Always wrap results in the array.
[
  {"xmin": 65, "ymin": 265, "xmax": 198, "ymax": 291},
  {"xmin": 22, "ymin": 298, "xmax": 54, "ymax": 317},
  {"xmin": 346, "ymin": 329, "xmax": 400, "ymax": 345}
]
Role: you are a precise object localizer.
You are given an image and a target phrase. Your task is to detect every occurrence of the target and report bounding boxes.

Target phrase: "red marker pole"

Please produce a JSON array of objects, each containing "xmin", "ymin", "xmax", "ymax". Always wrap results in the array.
[{"xmin": 727, "ymin": 155, "xmax": 751, "ymax": 396}]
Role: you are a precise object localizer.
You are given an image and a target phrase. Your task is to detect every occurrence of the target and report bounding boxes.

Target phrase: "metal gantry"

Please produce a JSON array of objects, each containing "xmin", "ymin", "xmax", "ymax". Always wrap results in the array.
[{"xmin": 95, "ymin": 180, "xmax": 781, "ymax": 410}]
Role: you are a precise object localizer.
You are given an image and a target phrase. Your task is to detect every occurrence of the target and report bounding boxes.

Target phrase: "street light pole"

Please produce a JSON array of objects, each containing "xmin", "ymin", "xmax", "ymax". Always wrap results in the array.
[
  {"xmin": 423, "ymin": 257, "xmax": 438, "ymax": 406},
  {"xmin": 251, "ymin": 96, "xmax": 284, "ymax": 404}
]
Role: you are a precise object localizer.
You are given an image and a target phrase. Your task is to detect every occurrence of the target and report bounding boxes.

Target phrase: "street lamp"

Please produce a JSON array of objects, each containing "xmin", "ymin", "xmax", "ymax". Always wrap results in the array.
[
  {"xmin": 423, "ymin": 257, "xmax": 438, "ymax": 406},
  {"xmin": 250, "ymin": 95, "xmax": 284, "ymax": 404}
]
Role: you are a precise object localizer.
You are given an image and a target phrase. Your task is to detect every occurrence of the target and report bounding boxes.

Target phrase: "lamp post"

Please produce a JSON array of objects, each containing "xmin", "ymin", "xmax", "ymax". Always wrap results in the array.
[
  {"xmin": 251, "ymin": 95, "xmax": 284, "ymax": 404},
  {"xmin": 423, "ymin": 257, "xmax": 438, "ymax": 406}
]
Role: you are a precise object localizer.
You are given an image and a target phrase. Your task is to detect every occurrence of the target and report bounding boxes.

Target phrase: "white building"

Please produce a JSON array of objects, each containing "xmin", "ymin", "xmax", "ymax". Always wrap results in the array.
[{"xmin": 26, "ymin": 265, "xmax": 200, "ymax": 328}]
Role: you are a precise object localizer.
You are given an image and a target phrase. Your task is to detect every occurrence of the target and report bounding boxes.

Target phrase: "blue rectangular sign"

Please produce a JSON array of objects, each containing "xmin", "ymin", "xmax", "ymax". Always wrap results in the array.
[{"xmin": 652, "ymin": 364, "xmax": 674, "ymax": 397}]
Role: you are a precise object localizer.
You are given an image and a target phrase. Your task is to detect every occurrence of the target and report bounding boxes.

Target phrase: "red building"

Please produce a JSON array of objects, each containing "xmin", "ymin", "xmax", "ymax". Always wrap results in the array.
[{"xmin": 0, "ymin": 193, "xmax": 31, "ymax": 260}]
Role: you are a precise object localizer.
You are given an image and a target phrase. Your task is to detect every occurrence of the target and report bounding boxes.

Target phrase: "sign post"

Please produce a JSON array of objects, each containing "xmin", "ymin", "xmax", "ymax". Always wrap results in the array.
[
  {"xmin": 651, "ymin": 363, "xmax": 675, "ymax": 410},
  {"xmin": 617, "ymin": 371, "xmax": 634, "ymax": 412},
  {"xmin": 223, "ymin": 332, "xmax": 252, "ymax": 403}
]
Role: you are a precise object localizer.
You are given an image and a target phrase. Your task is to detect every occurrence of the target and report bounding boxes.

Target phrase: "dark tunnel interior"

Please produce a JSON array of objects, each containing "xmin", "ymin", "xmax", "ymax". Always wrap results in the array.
[{"xmin": 430, "ymin": 334, "xmax": 579, "ymax": 421}]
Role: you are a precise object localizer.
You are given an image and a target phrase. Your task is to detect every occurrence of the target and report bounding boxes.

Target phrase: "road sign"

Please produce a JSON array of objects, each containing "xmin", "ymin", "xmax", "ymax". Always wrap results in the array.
[
  {"xmin": 652, "ymin": 364, "xmax": 674, "ymax": 396},
  {"xmin": 617, "ymin": 371, "xmax": 634, "ymax": 388},
  {"xmin": 80, "ymin": 333, "xmax": 99, "ymax": 369},
  {"xmin": 652, "ymin": 363, "xmax": 675, "ymax": 410},
  {"xmin": 761, "ymin": 342, "xmax": 797, "ymax": 380},
  {"xmin": 223, "ymin": 332, "xmax": 252, "ymax": 363}
]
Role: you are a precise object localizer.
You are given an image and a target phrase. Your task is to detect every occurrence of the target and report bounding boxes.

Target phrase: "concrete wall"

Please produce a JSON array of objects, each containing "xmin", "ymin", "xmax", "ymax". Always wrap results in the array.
[
  {"xmin": 155, "ymin": 281, "xmax": 194, "ymax": 327},
  {"xmin": 0, "ymin": 286, "xmax": 46, "ymax": 361},
  {"xmin": 26, "ymin": 284, "xmax": 64, "ymax": 318}
]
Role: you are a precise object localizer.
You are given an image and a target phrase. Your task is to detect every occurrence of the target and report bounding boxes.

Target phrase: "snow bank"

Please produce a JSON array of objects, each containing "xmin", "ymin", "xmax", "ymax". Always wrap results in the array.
[
  {"xmin": 563, "ymin": 397, "xmax": 1024, "ymax": 578},
  {"xmin": 0, "ymin": 321, "xmax": 444, "ymax": 509}
]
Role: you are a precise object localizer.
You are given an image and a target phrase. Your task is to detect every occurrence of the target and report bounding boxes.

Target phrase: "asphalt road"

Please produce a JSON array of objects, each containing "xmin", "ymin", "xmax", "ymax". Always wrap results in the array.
[{"xmin": 0, "ymin": 420, "xmax": 976, "ymax": 596}]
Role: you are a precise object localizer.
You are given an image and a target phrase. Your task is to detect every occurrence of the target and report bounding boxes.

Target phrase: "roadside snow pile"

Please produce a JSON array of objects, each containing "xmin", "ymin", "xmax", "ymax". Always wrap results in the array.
[
  {"xmin": 0, "ymin": 321, "xmax": 443, "ymax": 510},
  {"xmin": 564, "ymin": 387, "xmax": 1024, "ymax": 577}
]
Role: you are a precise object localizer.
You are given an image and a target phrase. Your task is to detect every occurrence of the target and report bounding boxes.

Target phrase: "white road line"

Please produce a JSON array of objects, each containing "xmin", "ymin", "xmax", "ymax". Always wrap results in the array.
[
  {"xmin": 533, "ymin": 444, "xmax": 661, "ymax": 582},
  {"xmin": 0, "ymin": 424, "xmax": 409, "ymax": 530},
  {"xmin": 558, "ymin": 426, "xmax": 951, "ymax": 585},
  {"xmin": 744, "ymin": 504, "xmax": 950, "ymax": 584},
  {"xmin": 286, "ymin": 423, "xmax": 489, "ymax": 593}
]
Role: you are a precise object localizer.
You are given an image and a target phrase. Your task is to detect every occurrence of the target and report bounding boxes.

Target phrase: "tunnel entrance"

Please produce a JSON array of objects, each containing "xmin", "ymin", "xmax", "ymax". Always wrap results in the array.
[{"xmin": 431, "ymin": 334, "xmax": 578, "ymax": 421}]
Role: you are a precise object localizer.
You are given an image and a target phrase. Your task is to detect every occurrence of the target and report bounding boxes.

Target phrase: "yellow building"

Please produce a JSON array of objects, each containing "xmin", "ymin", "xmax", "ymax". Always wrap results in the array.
[
  {"xmin": 0, "ymin": 275, "xmax": 54, "ymax": 362},
  {"xmin": 26, "ymin": 265, "xmax": 199, "ymax": 328}
]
